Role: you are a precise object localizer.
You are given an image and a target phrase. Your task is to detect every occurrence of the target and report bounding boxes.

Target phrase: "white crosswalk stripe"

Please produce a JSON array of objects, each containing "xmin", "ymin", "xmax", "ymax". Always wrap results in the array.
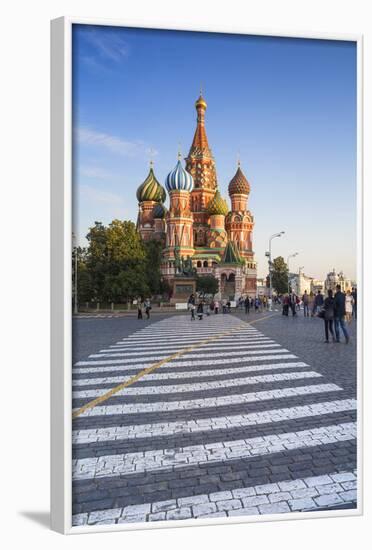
[
  {"xmin": 72, "ymin": 361, "xmax": 310, "ymax": 386},
  {"xmin": 72, "ymin": 314, "xmax": 357, "ymax": 525},
  {"xmin": 72, "ymin": 422, "xmax": 356, "ymax": 480},
  {"xmin": 72, "ymin": 398, "xmax": 356, "ymax": 444},
  {"xmin": 72, "ymin": 470, "xmax": 357, "ymax": 525},
  {"xmin": 72, "ymin": 371, "xmax": 322, "ymax": 398}
]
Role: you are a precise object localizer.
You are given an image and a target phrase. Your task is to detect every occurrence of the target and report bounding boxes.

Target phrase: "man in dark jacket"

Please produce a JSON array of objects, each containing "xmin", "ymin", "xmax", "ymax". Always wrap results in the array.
[
  {"xmin": 334, "ymin": 284, "xmax": 350, "ymax": 343},
  {"xmin": 314, "ymin": 290, "xmax": 324, "ymax": 314}
]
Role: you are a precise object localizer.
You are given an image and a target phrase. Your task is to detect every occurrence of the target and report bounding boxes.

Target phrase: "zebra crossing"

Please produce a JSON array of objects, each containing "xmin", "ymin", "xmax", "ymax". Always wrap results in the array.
[{"xmin": 71, "ymin": 314, "xmax": 357, "ymax": 527}]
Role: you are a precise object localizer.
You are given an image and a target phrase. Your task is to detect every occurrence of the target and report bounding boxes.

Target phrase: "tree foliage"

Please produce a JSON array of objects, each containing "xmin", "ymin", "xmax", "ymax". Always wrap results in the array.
[
  {"xmin": 74, "ymin": 220, "xmax": 163, "ymax": 303},
  {"xmin": 271, "ymin": 256, "xmax": 289, "ymax": 295},
  {"xmin": 196, "ymin": 275, "xmax": 219, "ymax": 297}
]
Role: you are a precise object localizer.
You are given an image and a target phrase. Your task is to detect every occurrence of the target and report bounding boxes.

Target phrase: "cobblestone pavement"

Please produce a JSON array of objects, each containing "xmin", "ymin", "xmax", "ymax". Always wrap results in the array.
[{"xmin": 71, "ymin": 310, "xmax": 358, "ymax": 527}]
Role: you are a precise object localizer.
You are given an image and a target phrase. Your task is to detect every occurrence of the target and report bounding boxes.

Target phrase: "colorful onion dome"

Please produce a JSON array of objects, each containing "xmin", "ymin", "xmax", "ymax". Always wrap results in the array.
[
  {"xmin": 165, "ymin": 155, "xmax": 194, "ymax": 192},
  {"xmin": 228, "ymin": 164, "xmax": 250, "ymax": 196},
  {"xmin": 136, "ymin": 163, "xmax": 166, "ymax": 203},
  {"xmin": 153, "ymin": 203, "xmax": 167, "ymax": 219},
  {"xmin": 207, "ymin": 190, "xmax": 229, "ymax": 216},
  {"xmin": 195, "ymin": 93, "xmax": 207, "ymax": 110}
]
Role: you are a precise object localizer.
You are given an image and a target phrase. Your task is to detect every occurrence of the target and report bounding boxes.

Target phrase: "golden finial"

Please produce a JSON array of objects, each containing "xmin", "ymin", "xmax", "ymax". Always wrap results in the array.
[
  {"xmin": 177, "ymin": 142, "xmax": 182, "ymax": 160},
  {"xmin": 149, "ymin": 148, "xmax": 155, "ymax": 168},
  {"xmin": 237, "ymin": 151, "xmax": 241, "ymax": 168}
]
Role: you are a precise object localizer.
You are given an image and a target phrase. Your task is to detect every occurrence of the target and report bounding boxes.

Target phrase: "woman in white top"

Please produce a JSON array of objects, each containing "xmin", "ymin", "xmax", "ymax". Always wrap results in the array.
[{"xmin": 345, "ymin": 290, "xmax": 354, "ymax": 323}]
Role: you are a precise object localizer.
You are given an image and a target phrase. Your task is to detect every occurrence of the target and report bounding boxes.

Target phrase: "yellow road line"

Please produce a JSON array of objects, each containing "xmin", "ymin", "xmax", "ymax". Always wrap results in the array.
[{"xmin": 72, "ymin": 313, "xmax": 277, "ymax": 419}]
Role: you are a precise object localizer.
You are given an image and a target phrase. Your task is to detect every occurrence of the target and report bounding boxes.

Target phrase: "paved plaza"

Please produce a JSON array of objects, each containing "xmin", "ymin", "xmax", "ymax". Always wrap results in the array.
[{"xmin": 71, "ymin": 309, "xmax": 357, "ymax": 526}]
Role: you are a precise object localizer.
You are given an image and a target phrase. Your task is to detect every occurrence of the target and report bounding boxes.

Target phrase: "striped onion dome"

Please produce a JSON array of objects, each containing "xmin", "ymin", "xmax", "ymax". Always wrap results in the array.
[
  {"xmin": 165, "ymin": 155, "xmax": 194, "ymax": 193},
  {"xmin": 228, "ymin": 164, "xmax": 250, "ymax": 196},
  {"xmin": 153, "ymin": 203, "xmax": 167, "ymax": 219},
  {"xmin": 136, "ymin": 164, "xmax": 166, "ymax": 203},
  {"xmin": 207, "ymin": 190, "xmax": 229, "ymax": 216}
]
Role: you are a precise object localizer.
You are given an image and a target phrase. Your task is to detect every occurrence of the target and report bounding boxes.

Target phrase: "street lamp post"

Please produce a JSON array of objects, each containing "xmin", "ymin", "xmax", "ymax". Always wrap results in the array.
[
  {"xmin": 267, "ymin": 231, "xmax": 285, "ymax": 299},
  {"xmin": 287, "ymin": 252, "xmax": 299, "ymax": 294}
]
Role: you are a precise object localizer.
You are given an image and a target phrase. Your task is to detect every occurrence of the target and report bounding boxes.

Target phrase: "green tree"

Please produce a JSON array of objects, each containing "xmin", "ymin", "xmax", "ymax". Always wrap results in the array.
[
  {"xmin": 271, "ymin": 256, "xmax": 289, "ymax": 295},
  {"xmin": 196, "ymin": 275, "xmax": 219, "ymax": 297},
  {"xmin": 143, "ymin": 239, "xmax": 163, "ymax": 295}
]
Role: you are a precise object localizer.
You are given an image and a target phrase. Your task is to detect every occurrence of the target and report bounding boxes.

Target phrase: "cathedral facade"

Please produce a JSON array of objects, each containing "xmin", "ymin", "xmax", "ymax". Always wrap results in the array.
[{"xmin": 136, "ymin": 94, "xmax": 257, "ymax": 300}]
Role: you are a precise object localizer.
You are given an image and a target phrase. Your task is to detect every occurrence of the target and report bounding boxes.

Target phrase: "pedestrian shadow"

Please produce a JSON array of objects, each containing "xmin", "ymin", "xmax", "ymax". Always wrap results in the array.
[{"xmin": 18, "ymin": 511, "xmax": 50, "ymax": 529}]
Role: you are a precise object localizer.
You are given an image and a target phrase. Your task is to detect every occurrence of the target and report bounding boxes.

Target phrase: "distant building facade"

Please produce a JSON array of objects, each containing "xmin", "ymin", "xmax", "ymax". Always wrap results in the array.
[{"xmin": 324, "ymin": 269, "xmax": 352, "ymax": 293}]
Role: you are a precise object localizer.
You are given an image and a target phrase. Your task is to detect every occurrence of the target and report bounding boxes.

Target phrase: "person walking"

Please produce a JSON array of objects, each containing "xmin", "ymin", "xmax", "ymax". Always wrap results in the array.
[
  {"xmin": 352, "ymin": 287, "xmax": 357, "ymax": 320},
  {"xmin": 144, "ymin": 298, "xmax": 151, "ymax": 319},
  {"xmin": 244, "ymin": 296, "xmax": 250, "ymax": 315},
  {"xmin": 323, "ymin": 289, "xmax": 336, "ymax": 343},
  {"xmin": 254, "ymin": 297, "xmax": 259, "ymax": 313},
  {"xmin": 282, "ymin": 294, "xmax": 289, "ymax": 316},
  {"xmin": 197, "ymin": 301, "xmax": 204, "ymax": 320},
  {"xmin": 137, "ymin": 299, "xmax": 143, "ymax": 320},
  {"xmin": 214, "ymin": 300, "xmax": 219, "ymax": 314},
  {"xmin": 190, "ymin": 302, "xmax": 196, "ymax": 321},
  {"xmin": 345, "ymin": 290, "xmax": 354, "ymax": 323},
  {"xmin": 309, "ymin": 291, "xmax": 315, "ymax": 317},
  {"xmin": 289, "ymin": 291, "xmax": 297, "ymax": 316},
  {"xmin": 314, "ymin": 290, "xmax": 324, "ymax": 315},
  {"xmin": 302, "ymin": 290, "xmax": 310, "ymax": 317},
  {"xmin": 334, "ymin": 284, "xmax": 350, "ymax": 343}
]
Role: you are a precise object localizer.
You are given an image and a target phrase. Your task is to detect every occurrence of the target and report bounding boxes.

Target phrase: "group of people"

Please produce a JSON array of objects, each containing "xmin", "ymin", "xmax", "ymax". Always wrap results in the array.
[
  {"xmin": 137, "ymin": 298, "xmax": 152, "ymax": 320},
  {"xmin": 281, "ymin": 286, "xmax": 357, "ymax": 344},
  {"xmin": 187, "ymin": 294, "xmax": 234, "ymax": 319},
  {"xmin": 238, "ymin": 295, "xmax": 273, "ymax": 314}
]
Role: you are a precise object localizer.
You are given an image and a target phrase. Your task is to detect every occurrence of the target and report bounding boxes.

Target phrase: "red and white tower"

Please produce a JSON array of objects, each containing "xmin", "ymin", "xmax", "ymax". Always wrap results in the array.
[{"xmin": 185, "ymin": 94, "xmax": 217, "ymax": 247}]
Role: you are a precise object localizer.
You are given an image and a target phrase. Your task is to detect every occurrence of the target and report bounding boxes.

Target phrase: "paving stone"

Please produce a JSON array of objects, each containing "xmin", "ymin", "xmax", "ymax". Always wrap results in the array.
[
  {"xmin": 151, "ymin": 499, "xmax": 177, "ymax": 513},
  {"xmin": 268, "ymin": 491, "xmax": 292, "ymax": 503},
  {"xmin": 242, "ymin": 495, "xmax": 269, "ymax": 507},
  {"xmin": 331, "ymin": 472, "xmax": 356, "ymax": 483},
  {"xmin": 288, "ymin": 498, "xmax": 315, "ymax": 511},
  {"xmin": 316, "ymin": 483, "xmax": 343, "ymax": 495},
  {"xmin": 314, "ymin": 493, "xmax": 344, "ymax": 507},
  {"xmin": 278, "ymin": 479, "xmax": 306, "ymax": 492},
  {"xmin": 192, "ymin": 502, "xmax": 217, "ymax": 517},
  {"xmin": 72, "ymin": 513, "xmax": 88, "ymax": 526},
  {"xmin": 339, "ymin": 489, "xmax": 357, "ymax": 502},
  {"xmin": 304, "ymin": 475, "xmax": 333, "ymax": 487},
  {"xmin": 233, "ymin": 487, "xmax": 256, "ymax": 499},
  {"xmin": 148, "ymin": 512, "xmax": 166, "ymax": 521},
  {"xmin": 209, "ymin": 491, "xmax": 233, "ymax": 502},
  {"xmin": 88, "ymin": 508, "xmax": 122, "ymax": 523},
  {"xmin": 178, "ymin": 494, "xmax": 209, "ymax": 507},
  {"xmin": 166, "ymin": 507, "xmax": 192, "ymax": 521},
  {"xmin": 255, "ymin": 483, "xmax": 280, "ymax": 495},
  {"xmin": 258, "ymin": 502, "xmax": 291, "ymax": 514},
  {"xmin": 216, "ymin": 499, "xmax": 242, "ymax": 512},
  {"xmin": 228, "ymin": 507, "xmax": 260, "ymax": 517}
]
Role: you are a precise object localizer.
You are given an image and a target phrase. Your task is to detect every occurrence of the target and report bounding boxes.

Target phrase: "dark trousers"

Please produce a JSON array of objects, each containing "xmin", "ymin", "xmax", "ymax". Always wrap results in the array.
[
  {"xmin": 137, "ymin": 310, "xmax": 142, "ymax": 319},
  {"xmin": 334, "ymin": 316, "xmax": 349, "ymax": 342},
  {"xmin": 290, "ymin": 303, "xmax": 296, "ymax": 316},
  {"xmin": 282, "ymin": 304, "xmax": 289, "ymax": 316},
  {"xmin": 303, "ymin": 304, "xmax": 309, "ymax": 316},
  {"xmin": 245, "ymin": 305, "xmax": 250, "ymax": 314},
  {"xmin": 324, "ymin": 319, "xmax": 335, "ymax": 341}
]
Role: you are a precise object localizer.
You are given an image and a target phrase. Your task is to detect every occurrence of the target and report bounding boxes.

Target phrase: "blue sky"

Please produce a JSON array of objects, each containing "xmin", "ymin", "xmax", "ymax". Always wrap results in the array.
[{"xmin": 72, "ymin": 25, "xmax": 357, "ymax": 280}]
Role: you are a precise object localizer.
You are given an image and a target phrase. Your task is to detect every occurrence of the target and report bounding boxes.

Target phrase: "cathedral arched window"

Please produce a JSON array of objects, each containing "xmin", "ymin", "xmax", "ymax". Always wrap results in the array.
[
  {"xmin": 203, "ymin": 260, "xmax": 208, "ymax": 268},
  {"xmin": 197, "ymin": 261, "xmax": 202, "ymax": 268}
]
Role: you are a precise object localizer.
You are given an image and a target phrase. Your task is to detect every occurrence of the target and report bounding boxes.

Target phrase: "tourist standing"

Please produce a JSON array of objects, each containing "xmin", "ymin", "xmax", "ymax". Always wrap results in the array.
[
  {"xmin": 323, "ymin": 289, "xmax": 336, "ymax": 343},
  {"xmin": 352, "ymin": 287, "xmax": 357, "ymax": 320},
  {"xmin": 190, "ymin": 302, "xmax": 196, "ymax": 321},
  {"xmin": 144, "ymin": 298, "xmax": 151, "ymax": 319},
  {"xmin": 214, "ymin": 300, "xmax": 219, "ymax": 314},
  {"xmin": 244, "ymin": 296, "xmax": 250, "ymax": 314},
  {"xmin": 289, "ymin": 291, "xmax": 297, "ymax": 316},
  {"xmin": 137, "ymin": 299, "xmax": 143, "ymax": 320},
  {"xmin": 254, "ymin": 297, "xmax": 259, "ymax": 313},
  {"xmin": 314, "ymin": 290, "xmax": 324, "ymax": 315},
  {"xmin": 282, "ymin": 294, "xmax": 289, "ymax": 316},
  {"xmin": 309, "ymin": 292, "xmax": 315, "ymax": 317},
  {"xmin": 302, "ymin": 290, "xmax": 310, "ymax": 317},
  {"xmin": 222, "ymin": 299, "xmax": 227, "ymax": 314},
  {"xmin": 345, "ymin": 290, "xmax": 354, "ymax": 323},
  {"xmin": 334, "ymin": 284, "xmax": 350, "ymax": 343}
]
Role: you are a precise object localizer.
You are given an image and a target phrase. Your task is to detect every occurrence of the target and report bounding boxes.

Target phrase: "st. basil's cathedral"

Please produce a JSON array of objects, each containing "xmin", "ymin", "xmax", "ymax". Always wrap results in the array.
[{"xmin": 136, "ymin": 93, "xmax": 257, "ymax": 300}]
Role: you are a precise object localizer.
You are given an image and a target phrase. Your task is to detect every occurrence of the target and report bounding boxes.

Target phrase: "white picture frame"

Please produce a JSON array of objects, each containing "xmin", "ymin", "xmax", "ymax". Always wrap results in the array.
[{"xmin": 51, "ymin": 16, "xmax": 363, "ymax": 534}]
